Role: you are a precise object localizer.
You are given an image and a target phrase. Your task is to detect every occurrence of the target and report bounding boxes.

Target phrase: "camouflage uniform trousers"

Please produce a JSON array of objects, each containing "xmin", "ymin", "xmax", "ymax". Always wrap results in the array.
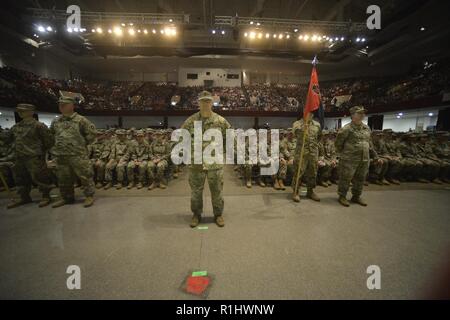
[
  {"xmin": 292, "ymin": 154, "xmax": 318, "ymax": 191},
  {"xmin": 105, "ymin": 159, "xmax": 128, "ymax": 184},
  {"xmin": 369, "ymin": 157, "xmax": 389, "ymax": 180},
  {"xmin": 189, "ymin": 166, "xmax": 224, "ymax": 217},
  {"xmin": 385, "ymin": 157, "xmax": 403, "ymax": 180},
  {"xmin": 401, "ymin": 158, "xmax": 422, "ymax": 180},
  {"xmin": 275, "ymin": 160, "xmax": 287, "ymax": 180},
  {"xmin": 92, "ymin": 159, "xmax": 106, "ymax": 183},
  {"xmin": 416, "ymin": 158, "xmax": 440, "ymax": 181},
  {"xmin": 55, "ymin": 155, "xmax": 94, "ymax": 201},
  {"xmin": 147, "ymin": 159, "xmax": 168, "ymax": 183},
  {"xmin": 127, "ymin": 160, "xmax": 148, "ymax": 184},
  {"xmin": 12, "ymin": 156, "xmax": 52, "ymax": 200},
  {"xmin": 317, "ymin": 159, "xmax": 336, "ymax": 183},
  {"xmin": 437, "ymin": 159, "xmax": 450, "ymax": 180},
  {"xmin": 0, "ymin": 161, "xmax": 15, "ymax": 188},
  {"xmin": 338, "ymin": 159, "xmax": 369, "ymax": 198}
]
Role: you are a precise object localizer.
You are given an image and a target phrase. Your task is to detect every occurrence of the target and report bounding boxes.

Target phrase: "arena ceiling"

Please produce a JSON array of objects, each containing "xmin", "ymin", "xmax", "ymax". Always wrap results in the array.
[{"xmin": 1, "ymin": 0, "xmax": 449, "ymax": 74}]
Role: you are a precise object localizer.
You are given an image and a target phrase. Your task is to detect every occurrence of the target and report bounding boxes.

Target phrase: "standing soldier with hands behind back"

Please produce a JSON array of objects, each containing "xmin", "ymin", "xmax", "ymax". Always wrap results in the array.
[
  {"xmin": 6, "ymin": 104, "xmax": 54, "ymax": 209},
  {"xmin": 51, "ymin": 94, "xmax": 97, "ymax": 208},
  {"xmin": 335, "ymin": 106, "xmax": 381, "ymax": 207}
]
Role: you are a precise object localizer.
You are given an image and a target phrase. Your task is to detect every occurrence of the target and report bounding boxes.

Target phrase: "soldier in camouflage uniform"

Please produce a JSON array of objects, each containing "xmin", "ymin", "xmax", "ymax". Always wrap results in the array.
[
  {"xmin": 50, "ymin": 96, "xmax": 96, "ymax": 208},
  {"xmin": 291, "ymin": 117, "xmax": 322, "ymax": 202},
  {"xmin": 88, "ymin": 129, "xmax": 110, "ymax": 188},
  {"xmin": 104, "ymin": 129, "xmax": 130, "ymax": 190},
  {"xmin": 335, "ymin": 106, "xmax": 380, "ymax": 207},
  {"xmin": 431, "ymin": 131, "xmax": 450, "ymax": 183},
  {"xmin": 127, "ymin": 130, "xmax": 150, "ymax": 189},
  {"xmin": 181, "ymin": 91, "xmax": 231, "ymax": 228},
  {"xmin": 382, "ymin": 129, "xmax": 403, "ymax": 184},
  {"xmin": 416, "ymin": 133, "xmax": 443, "ymax": 184},
  {"xmin": 370, "ymin": 131, "xmax": 390, "ymax": 185},
  {"xmin": 6, "ymin": 104, "xmax": 54, "ymax": 208},
  {"xmin": 148, "ymin": 131, "xmax": 170, "ymax": 189},
  {"xmin": 0, "ymin": 133, "xmax": 15, "ymax": 191},
  {"xmin": 398, "ymin": 133, "xmax": 426, "ymax": 182},
  {"xmin": 279, "ymin": 129, "xmax": 297, "ymax": 186},
  {"xmin": 317, "ymin": 130, "xmax": 338, "ymax": 187}
]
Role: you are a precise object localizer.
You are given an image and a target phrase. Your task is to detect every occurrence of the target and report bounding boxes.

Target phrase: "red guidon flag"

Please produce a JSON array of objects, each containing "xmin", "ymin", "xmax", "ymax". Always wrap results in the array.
[{"xmin": 303, "ymin": 56, "xmax": 321, "ymax": 120}]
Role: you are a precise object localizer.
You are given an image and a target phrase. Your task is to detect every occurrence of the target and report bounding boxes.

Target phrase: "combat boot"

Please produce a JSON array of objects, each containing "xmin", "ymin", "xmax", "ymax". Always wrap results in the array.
[
  {"xmin": 215, "ymin": 216, "xmax": 225, "ymax": 227},
  {"xmin": 306, "ymin": 188, "xmax": 320, "ymax": 201},
  {"xmin": 278, "ymin": 179, "xmax": 286, "ymax": 190},
  {"xmin": 190, "ymin": 215, "xmax": 201, "ymax": 228},
  {"xmin": 417, "ymin": 178, "xmax": 429, "ymax": 183},
  {"xmin": 127, "ymin": 182, "xmax": 135, "ymax": 189},
  {"xmin": 374, "ymin": 179, "xmax": 383, "ymax": 185},
  {"xmin": 116, "ymin": 183, "xmax": 123, "ymax": 190},
  {"xmin": 136, "ymin": 182, "xmax": 143, "ymax": 189},
  {"xmin": 104, "ymin": 182, "xmax": 112, "ymax": 190},
  {"xmin": 52, "ymin": 199, "xmax": 74, "ymax": 208},
  {"xmin": 38, "ymin": 197, "xmax": 51, "ymax": 208},
  {"xmin": 273, "ymin": 178, "xmax": 281, "ymax": 190},
  {"xmin": 351, "ymin": 196, "xmax": 367, "ymax": 206},
  {"xmin": 95, "ymin": 182, "xmax": 103, "ymax": 189},
  {"xmin": 159, "ymin": 182, "xmax": 167, "ymax": 189},
  {"xmin": 173, "ymin": 172, "xmax": 179, "ymax": 179},
  {"xmin": 338, "ymin": 196, "xmax": 350, "ymax": 207},
  {"xmin": 83, "ymin": 196, "xmax": 94, "ymax": 208},
  {"xmin": 318, "ymin": 180, "xmax": 328, "ymax": 187},
  {"xmin": 7, "ymin": 197, "xmax": 32, "ymax": 209},
  {"xmin": 292, "ymin": 194, "xmax": 300, "ymax": 202},
  {"xmin": 258, "ymin": 178, "xmax": 266, "ymax": 187},
  {"xmin": 432, "ymin": 178, "xmax": 443, "ymax": 184},
  {"xmin": 246, "ymin": 179, "xmax": 252, "ymax": 188},
  {"xmin": 381, "ymin": 179, "xmax": 390, "ymax": 185},
  {"xmin": 148, "ymin": 182, "xmax": 157, "ymax": 190}
]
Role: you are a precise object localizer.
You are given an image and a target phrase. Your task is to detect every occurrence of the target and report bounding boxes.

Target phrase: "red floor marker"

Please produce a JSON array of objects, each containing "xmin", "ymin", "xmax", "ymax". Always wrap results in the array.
[{"xmin": 185, "ymin": 275, "xmax": 211, "ymax": 296}]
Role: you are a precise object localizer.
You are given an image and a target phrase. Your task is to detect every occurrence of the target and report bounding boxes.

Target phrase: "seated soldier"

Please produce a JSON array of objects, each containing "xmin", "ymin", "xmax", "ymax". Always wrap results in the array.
[{"xmin": 126, "ymin": 130, "xmax": 150, "ymax": 189}]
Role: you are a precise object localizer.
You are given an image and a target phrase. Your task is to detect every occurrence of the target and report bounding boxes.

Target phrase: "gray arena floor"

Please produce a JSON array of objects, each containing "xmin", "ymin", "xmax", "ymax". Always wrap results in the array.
[{"xmin": 0, "ymin": 167, "xmax": 449, "ymax": 299}]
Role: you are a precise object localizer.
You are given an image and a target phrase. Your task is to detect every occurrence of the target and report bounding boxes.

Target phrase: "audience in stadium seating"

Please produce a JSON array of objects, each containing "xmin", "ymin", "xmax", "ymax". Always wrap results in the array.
[{"xmin": 1, "ymin": 60, "xmax": 449, "ymax": 113}]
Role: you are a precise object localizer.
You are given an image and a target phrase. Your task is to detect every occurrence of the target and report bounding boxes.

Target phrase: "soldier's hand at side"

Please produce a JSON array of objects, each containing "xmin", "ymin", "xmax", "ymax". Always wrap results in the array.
[{"xmin": 377, "ymin": 158, "xmax": 383, "ymax": 165}]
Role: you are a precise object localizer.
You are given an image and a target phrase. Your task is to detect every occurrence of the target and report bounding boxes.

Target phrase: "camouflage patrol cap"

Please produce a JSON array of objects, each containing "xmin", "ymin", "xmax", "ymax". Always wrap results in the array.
[
  {"xmin": 115, "ymin": 129, "xmax": 126, "ymax": 135},
  {"xmin": 322, "ymin": 130, "xmax": 329, "ymax": 135},
  {"xmin": 58, "ymin": 95, "xmax": 76, "ymax": 104},
  {"xmin": 198, "ymin": 90, "xmax": 213, "ymax": 101},
  {"xmin": 136, "ymin": 130, "xmax": 145, "ymax": 136},
  {"xmin": 145, "ymin": 128, "xmax": 153, "ymax": 134},
  {"xmin": 349, "ymin": 106, "xmax": 367, "ymax": 114},
  {"xmin": 96, "ymin": 129, "xmax": 105, "ymax": 134},
  {"xmin": 16, "ymin": 103, "xmax": 36, "ymax": 111},
  {"xmin": 383, "ymin": 129, "xmax": 393, "ymax": 133},
  {"xmin": 372, "ymin": 130, "xmax": 383, "ymax": 135}
]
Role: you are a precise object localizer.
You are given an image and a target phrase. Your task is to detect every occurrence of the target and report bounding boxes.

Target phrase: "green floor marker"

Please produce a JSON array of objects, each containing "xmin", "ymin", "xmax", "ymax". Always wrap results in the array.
[
  {"xmin": 197, "ymin": 226, "xmax": 208, "ymax": 230},
  {"xmin": 192, "ymin": 271, "xmax": 208, "ymax": 277}
]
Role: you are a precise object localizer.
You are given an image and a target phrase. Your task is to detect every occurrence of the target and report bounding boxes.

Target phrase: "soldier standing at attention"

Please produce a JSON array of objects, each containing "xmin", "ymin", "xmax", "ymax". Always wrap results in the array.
[
  {"xmin": 181, "ymin": 91, "xmax": 231, "ymax": 228},
  {"xmin": 291, "ymin": 116, "xmax": 322, "ymax": 202},
  {"xmin": 51, "ymin": 95, "xmax": 97, "ymax": 208},
  {"xmin": 7, "ymin": 103, "xmax": 54, "ymax": 209},
  {"xmin": 335, "ymin": 106, "xmax": 381, "ymax": 207}
]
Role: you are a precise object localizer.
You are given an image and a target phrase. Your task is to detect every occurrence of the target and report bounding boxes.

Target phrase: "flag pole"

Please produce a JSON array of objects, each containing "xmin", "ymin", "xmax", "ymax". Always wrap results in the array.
[{"xmin": 293, "ymin": 113, "xmax": 310, "ymax": 197}]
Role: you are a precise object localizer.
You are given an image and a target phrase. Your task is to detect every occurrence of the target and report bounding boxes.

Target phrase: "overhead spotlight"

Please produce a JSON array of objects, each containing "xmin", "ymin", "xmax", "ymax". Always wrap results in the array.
[
  {"xmin": 96, "ymin": 27, "xmax": 103, "ymax": 33},
  {"xmin": 121, "ymin": 23, "xmax": 126, "ymax": 27},
  {"xmin": 398, "ymin": 112, "xmax": 403, "ymax": 116},
  {"xmin": 273, "ymin": 33, "xmax": 277, "ymax": 38},
  {"xmin": 361, "ymin": 38, "xmax": 366, "ymax": 42},
  {"xmin": 294, "ymin": 28, "xmax": 298, "ymax": 32},
  {"xmin": 144, "ymin": 29, "xmax": 148, "ymax": 34},
  {"xmin": 335, "ymin": 37, "xmax": 339, "ymax": 41},
  {"xmin": 396, "ymin": 115, "xmax": 401, "ymax": 119},
  {"xmin": 73, "ymin": 28, "xmax": 79, "ymax": 32},
  {"xmin": 250, "ymin": 31, "xmax": 256, "ymax": 39},
  {"xmin": 278, "ymin": 33, "xmax": 283, "ymax": 39},
  {"xmin": 80, "ymin": 28, "xmax": 86, "ymax": 32},
  {"xmin": 303, "ymin": 34, "xmax": 309, "ymax": 41},
  {"xmin": 46, "ymin": 26, "xmax": 52, "ymax": 32},
  {"xmin": 129, "ymin": 23, "xmax": 134, "ymax": 26},
  {"xmin": 322, "ymin": 35, "xmax": 326, "ymax": 38},
  {"xmin": 113, "ymin": 26, "xmax": 123, "ymax": 36},
  {"xmin": 138, "ymin": 29, "xmax": 141, "ymax": 33},
  {"xmin": 244, "ymin": 32, "xmax": 248, "ymax": 37},
  {"xmin": 356, "ymin": 37, "xmax": 361, "ymax": 42},
  {"xmin": 221, "ymin": 30, "xmax": 225, "ymax": 35},
  {"xmin": 169, "ymin": 19, "xmax": 173, "ymax": 22},
  {"xmin": 258, "ymin": 33, "xmax": 263, "ymax": 39},
  {"xmin": 92, "ymin": 29, "xmax": 96, "ymax": 33},
  {"xmin": 37, "ymin": 25, "xmax": 45, "ymax": 32},
  {"xmin": 340, "ymin": 37, "xmax": 344, "ymax": 41},
  {"xmin": 311, "ymin": 35, "xmax": 317, "ymax": 41},
  {"xmin": 265, "ymin": 33, "xmax": 270, "ymax": 38},
  {"xmin": 212, "ymin": 29, "xmax": 216, "ymax": 34},
  {"xmin": 67, "ymin": 28, "xmax": 73, "ymax": 33},
  {"xmin": 428, "ymin": 112, "xmax": 433, "ymax": 116},
  {"xmin": 420, "ymin": 26, "xmax": 425, "ymax": 31},
  {"xmin": 160, "ymin": 29, "xmax": 165, "ymax": 34},
  {"xmin": 152, "ymin": 29, "xmax": 156, "ymax": 34},
  {"xmin": 298, "ymin": 35, "xmax": 303, "ymax": 40},
  {"xmin": 108, "ymin": 29, "xmax": 112, "ymax": 33},
  {"xmin": 128, "ymin": 28, "xmax": 135, "ymax": 36},
  {"xmin": 328, "ymin": 38, "xmax": 333, "ymax": 42},
  {"xmin": 256, "ymin": 22, "xmax": 260, "ymax": 26},
  {"xmin": 250, "ymin": 21, "xmax": 254, "ymax": 25},
  {"xmin": 286, "ymin": 34, "xmax": 290, "ymax": 39}
]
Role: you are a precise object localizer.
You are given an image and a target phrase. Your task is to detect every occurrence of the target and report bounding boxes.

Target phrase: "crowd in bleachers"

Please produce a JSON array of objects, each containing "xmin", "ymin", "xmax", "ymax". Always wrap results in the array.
[{"xmin": 1, "ymin": 60, "xmax": 449, "ymax": 113}]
